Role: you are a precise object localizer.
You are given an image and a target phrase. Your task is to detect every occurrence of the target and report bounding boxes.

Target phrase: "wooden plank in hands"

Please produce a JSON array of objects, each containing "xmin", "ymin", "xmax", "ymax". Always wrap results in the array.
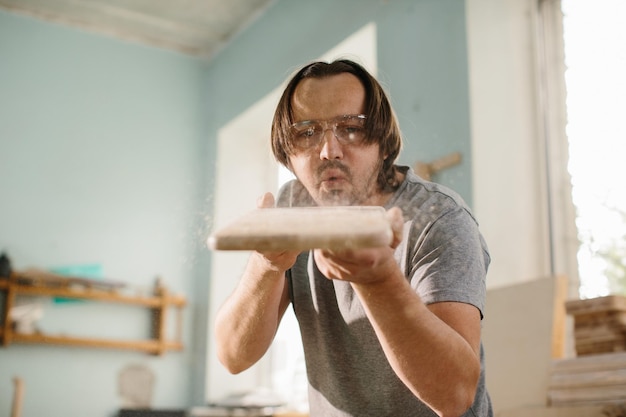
[{"xmin": 208, "ymin": 206, "xmax": 393, "ymax": 251}]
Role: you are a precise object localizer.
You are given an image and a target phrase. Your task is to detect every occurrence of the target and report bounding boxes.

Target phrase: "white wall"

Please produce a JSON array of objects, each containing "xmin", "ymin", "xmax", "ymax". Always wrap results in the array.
[{"xmin": 466, "ymin": 0, "xmax": 576, "ymax": 289}]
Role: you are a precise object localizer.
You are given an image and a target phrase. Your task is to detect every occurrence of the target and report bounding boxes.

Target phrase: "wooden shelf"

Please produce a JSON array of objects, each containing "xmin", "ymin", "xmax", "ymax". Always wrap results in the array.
[
  {"xmin": 6, "ymin": 332, "xmax": 183, "ymax": 353},
  {"xmin": 0, "ymin": 272, "xmax": 186, "ymax": 355}
]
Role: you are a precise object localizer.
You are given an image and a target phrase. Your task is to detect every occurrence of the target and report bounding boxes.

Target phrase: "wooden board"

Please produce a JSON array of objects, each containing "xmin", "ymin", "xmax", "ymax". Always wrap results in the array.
[
  {"xmin": 548, "ymin": 352, "xmax": 626, "ymax": 406},
  {"xmin": 566, "ymin": 295, "xmax": 626, "ymax": 315},
  {"xmin": 16, "ymin": 268, "xmax": 126, "ymax": 290},
  {"xmin": 207, "ymin": 206, "xmax": 393, "ymax": 251}
]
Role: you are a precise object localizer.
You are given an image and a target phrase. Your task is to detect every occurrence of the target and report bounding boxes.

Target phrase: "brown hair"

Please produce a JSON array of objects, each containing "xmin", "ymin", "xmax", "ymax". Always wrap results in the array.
[{"xmin": 271, "ymin": 59, "xmax": 403, "ymax": 192}]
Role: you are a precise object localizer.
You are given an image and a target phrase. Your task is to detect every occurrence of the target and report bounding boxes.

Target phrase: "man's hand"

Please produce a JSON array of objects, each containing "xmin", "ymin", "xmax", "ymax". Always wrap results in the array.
[
  {"xmin": 253, "ymin": 192, "xmax": 300, "ymax": 272},
  {"xmin": 313, "ymin": 206, "xmax": 404, "ymax": 284}
]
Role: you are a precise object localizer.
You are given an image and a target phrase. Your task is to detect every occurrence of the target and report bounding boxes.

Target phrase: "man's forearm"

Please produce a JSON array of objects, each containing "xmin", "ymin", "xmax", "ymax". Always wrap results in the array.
[
  {"xmin": 352, "ymin": 272, "xmax": 481, "ymax": 417},
  {"xmin": 214, "ymin": 253, "xmax": 289, "ymax": 374}
]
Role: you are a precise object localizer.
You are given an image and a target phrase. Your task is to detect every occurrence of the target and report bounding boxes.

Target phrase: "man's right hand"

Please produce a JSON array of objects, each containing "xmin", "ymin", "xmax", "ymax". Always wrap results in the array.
[{"xmin": 253, "ymin": 192, "xmax": 300, "ymax": 272}]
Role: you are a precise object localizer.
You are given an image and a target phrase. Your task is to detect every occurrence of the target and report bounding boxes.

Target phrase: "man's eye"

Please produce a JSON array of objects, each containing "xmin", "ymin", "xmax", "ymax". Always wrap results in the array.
[
  {"xmin": 337, "ymin": 125, "xmax": 364, "ymax": 136},
  {"xmin": 301, "ymin": 127, "xmax": 317, "ymax": 137}
]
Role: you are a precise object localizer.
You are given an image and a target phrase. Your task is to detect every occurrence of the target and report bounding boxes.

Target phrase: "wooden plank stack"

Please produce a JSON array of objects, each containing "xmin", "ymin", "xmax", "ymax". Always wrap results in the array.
[
  {"xmin": 547, "ymin": 295, "xmax": 626, "ymax": 407},
  {"xmin": 548, "ymin": 351, "xmax": 626, "ymax": 407},
  {"xmin": 565, "ymin": 295, "xmax": 626, "ymax": 356}
]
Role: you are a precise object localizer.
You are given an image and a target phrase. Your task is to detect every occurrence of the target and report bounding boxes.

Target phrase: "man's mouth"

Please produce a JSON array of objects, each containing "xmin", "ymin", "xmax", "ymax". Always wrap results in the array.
[
  {"xmin": 316, "ymin": 162, "xmax": 351, "ymax": 195},
  {"xmin": 320, "ymin": 170, "xmax": 347, "ymax": 185}
]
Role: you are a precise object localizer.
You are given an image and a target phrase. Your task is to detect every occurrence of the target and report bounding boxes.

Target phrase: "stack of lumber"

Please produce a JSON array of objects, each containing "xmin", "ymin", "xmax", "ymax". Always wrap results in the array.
[
  {"xmin": 548, "ymin": 352, "xmax": 626, "ymax": 407},
  {"xmin": 565, "ymin": 295, "xmax": 626, "ymax": 356}
]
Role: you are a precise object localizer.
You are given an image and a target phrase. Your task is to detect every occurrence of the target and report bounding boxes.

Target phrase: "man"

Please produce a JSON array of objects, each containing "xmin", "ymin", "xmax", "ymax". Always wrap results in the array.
[{"xmin": 214, "ymin": 59, "xmax": 492, "ymax": 417}]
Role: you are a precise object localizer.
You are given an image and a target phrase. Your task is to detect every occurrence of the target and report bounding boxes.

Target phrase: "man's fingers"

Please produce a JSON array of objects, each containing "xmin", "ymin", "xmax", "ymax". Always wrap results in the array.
[
  {"xmin": 386, "ymin": 207, "xmax": 404, "ymax": 248},
  {"xmin": 256, "ymin": 192, "xmax": 275, "ymax": 209}
]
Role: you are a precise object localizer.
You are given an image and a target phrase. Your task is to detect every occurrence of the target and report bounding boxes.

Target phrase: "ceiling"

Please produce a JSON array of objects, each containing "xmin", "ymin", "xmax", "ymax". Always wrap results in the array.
[{"xmin": 0, "ymin": 0, "xmax": 275, "ymax": 60}]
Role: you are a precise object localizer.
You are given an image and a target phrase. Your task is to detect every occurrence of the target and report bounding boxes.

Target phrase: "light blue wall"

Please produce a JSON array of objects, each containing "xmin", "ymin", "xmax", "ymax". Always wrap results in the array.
[
  {"xmin": 205, "ymin": 0, "xmax": 472, "ymax": 204},
  {"xmin": 0, "ymin": 9, "xmax": 210, "ymax": 417}
]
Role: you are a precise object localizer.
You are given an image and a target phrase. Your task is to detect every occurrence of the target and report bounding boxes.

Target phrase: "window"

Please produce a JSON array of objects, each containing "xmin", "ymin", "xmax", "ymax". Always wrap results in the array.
[{"xmin": 561, "ymin": 0, "xmax": 626, "ymax": 297}]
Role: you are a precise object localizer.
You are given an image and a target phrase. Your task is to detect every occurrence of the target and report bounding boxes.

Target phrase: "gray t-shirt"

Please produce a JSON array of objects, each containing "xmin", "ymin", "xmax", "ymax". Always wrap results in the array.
[{"xmin": 277, "ymin": 166, "xmax": 492, "ymax": 417}]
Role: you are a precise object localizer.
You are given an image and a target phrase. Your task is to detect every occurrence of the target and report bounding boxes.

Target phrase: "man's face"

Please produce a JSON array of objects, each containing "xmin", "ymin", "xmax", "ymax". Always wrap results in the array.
[{"xmin": 288, "ymin": 73, "xmax": 384, "ymax": 206}]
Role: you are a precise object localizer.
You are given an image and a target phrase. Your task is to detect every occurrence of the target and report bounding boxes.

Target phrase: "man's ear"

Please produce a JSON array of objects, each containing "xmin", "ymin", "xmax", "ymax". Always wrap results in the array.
[{"xmin": 379, "ymin": 143, "xmax": 388, "ymax": 161}]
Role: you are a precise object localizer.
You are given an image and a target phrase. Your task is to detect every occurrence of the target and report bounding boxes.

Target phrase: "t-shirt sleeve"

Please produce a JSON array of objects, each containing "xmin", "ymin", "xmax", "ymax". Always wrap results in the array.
[{"xmin": 407, "ymin": 206, "xmax": 489, "ymax": 318}]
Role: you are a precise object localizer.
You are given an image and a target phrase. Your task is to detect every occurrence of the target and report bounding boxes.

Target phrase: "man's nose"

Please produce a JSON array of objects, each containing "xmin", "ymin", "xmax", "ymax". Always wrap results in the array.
[{"xmin": 319, "ymin": 128, "xmax": 343, "ymax": 160}]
